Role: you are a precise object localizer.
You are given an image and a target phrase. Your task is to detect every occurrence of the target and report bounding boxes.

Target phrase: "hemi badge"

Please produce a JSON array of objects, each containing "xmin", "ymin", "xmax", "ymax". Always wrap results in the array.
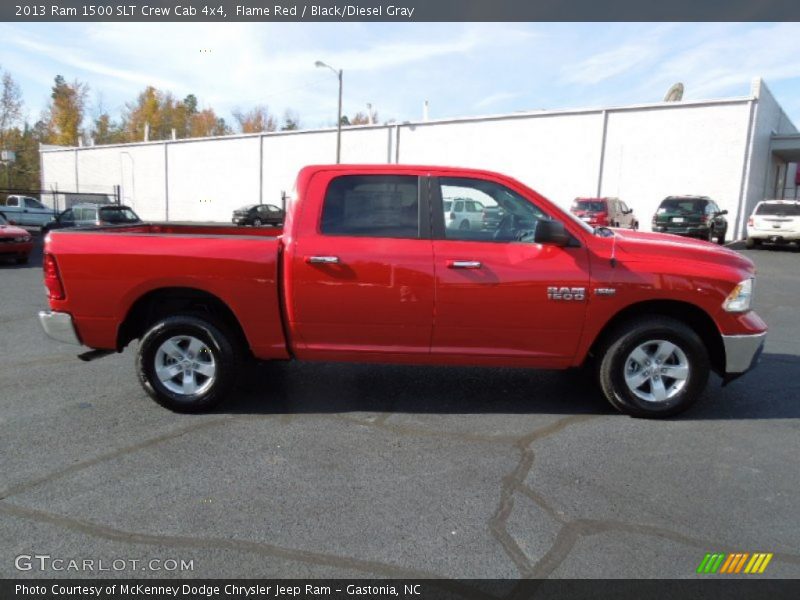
[{"xmin": 594, "ymin": 288, "xmax": 617, "ymax": 296}]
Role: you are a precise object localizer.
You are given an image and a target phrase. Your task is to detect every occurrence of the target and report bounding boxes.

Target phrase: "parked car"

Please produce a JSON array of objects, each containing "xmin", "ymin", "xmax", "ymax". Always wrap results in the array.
[
  {"xmin": 570, "ymin": 197, "xmax": 638, "ymax": 229},
  {"xmin": 652, "ymin": 196, "xmax": 728, "ymax": 244},
  {"xmin": 231, "ymin": 204, "xmax": 284, "ymax": 227},
  {"xmin": 38, "ymin": 164, "xmax": 765, "ymax": 419},
  {"xmin": 0, "ymin": 195, "xmax": 56, "ymax": 227},
  {"xmin": 746, "ymin": 200, "xmax": 800, "ymax": 249},
  {"xmin": 42, "ymin": 204, "xmax": 141, "ymax": 233},
  {"xmin": 481, "ymin": 205, "xmax": 505, "ymax": 231},
  {"xmin": 0, "ymin": 211, "xmax": 33, "ymax": 264},
  {"xmin": 443, "ymin": 198, "xmax": 485, "ymax": 230}
]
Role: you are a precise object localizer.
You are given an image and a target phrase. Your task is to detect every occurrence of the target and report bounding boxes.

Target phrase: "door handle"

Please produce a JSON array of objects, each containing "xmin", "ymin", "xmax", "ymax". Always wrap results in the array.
[
  {"xmin": 305, "ymin": 255, "xmax": 340, "ymax": 264},
  {"xmin": 447, "ymin": 260, "xmax": 481, "ymax": 269}
]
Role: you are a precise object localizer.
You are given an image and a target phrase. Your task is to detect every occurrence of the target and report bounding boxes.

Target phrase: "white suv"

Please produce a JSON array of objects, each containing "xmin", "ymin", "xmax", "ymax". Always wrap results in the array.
[
  {"xmin": 746, "ymin": 200, "xmax": 800, "ymax": 249},
  {"xmin": 444, "ymin": 198, "xmax": 485, "ymax": 230}
]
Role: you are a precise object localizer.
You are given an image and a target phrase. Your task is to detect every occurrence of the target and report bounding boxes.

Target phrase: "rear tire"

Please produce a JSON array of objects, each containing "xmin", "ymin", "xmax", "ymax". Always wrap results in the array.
[
  {"xmin": 745, "ymin": 237, "xmax": 761, "ymax": 249},
  {"xmin": 252, "ymin": 218, "xmax": 262, "ymax": 227},
  {"xmin": 459, "ymin": 219, "xmax": 470, "ymax": 230},
  {"xmin": 136, "ymin": 314, "xmax": 240, "ymax": 413},
  {"xmin": 597, "ymin": 316, "xmax": 709, "ymax": 418}
]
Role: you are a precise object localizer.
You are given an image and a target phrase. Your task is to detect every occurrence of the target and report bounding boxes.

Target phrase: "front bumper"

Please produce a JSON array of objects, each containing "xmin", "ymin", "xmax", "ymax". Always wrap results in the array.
[
  {"xmin": 0, "ymin": 240, "xmax": 33, "ymax": 255},
  {"xmin": 39, "ymin": 311, "xmax": 82, "ymax": 345},
  {"xmin": 722, "ymin": 331, "xmax": 766, "ymax": 380}
]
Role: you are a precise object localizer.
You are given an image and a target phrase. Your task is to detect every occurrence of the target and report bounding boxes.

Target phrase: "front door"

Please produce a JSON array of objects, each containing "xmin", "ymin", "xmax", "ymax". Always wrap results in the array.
[
  {"xmin": 430, "ymin": 176, "xmax": 591, "ymax": 367},
  {"xmin": 288, "ymin": 173, "xmax": 435, "ymax": 361}
]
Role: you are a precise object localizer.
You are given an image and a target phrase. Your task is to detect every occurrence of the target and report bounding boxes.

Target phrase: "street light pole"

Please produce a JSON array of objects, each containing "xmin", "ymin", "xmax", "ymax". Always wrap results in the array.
[{"xmin": 315, "ymin": 60, "xmax": 343, "ymax": 164}]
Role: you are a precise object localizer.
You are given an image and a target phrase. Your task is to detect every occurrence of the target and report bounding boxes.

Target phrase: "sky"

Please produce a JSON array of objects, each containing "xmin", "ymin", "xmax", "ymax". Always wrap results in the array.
[{"xmin": 1, "ymin": 22, "xmax": 800, "ymax": 132}]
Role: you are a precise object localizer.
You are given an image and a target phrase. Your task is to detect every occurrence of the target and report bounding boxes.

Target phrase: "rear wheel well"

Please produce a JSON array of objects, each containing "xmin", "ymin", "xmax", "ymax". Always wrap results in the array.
[
  {"xmin": 588, "ymin": 300, "xmax": 725, "ymax": 375},
  {"xmin": 117, "ymin": 288, "xmax": 250, "ymax": 356}
]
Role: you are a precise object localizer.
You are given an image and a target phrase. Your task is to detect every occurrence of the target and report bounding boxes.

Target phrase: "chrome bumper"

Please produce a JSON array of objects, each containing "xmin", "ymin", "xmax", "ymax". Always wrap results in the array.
[
  {"xmin": 722, "ymin": 332, "xmax": 766, "ymax": 375},
  {"xmin": 38, "ymin": 311, "xmax": 82, "ymax": 345}
]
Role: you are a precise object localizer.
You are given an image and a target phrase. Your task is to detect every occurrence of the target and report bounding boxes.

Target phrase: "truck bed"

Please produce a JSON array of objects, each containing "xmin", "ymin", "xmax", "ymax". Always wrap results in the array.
[{"xmin": 46, "ymin": 224, "xmax": 288, "ymax": 359}]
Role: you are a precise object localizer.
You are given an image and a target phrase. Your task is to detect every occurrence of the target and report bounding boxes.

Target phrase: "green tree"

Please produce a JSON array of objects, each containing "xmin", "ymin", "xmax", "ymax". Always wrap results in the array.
[{"xmin": 281, "ymin": 110, "xmax": 301, "ymax": 131}]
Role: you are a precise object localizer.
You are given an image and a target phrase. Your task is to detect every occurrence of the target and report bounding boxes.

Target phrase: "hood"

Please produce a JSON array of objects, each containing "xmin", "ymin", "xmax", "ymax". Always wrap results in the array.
[
  {"xmin": 0, "ymin": 223, "xmax": 30, "ymax": 238},
  {"xmin": 611, "ymin": 229, "xmax": 754, "ymax": 273}
]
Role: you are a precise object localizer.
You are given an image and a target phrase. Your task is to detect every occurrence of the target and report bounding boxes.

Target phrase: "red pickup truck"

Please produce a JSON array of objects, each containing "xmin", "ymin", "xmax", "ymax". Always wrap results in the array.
[{"xmin": 39, "ymin": 165, "xmax": 766, "ymax": 418}]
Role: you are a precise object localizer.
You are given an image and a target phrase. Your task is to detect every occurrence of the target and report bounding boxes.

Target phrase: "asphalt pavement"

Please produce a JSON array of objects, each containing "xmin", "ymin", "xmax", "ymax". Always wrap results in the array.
[{"xmin": 1, "ymin": 235, "xmax": 798, "ymax": 580}]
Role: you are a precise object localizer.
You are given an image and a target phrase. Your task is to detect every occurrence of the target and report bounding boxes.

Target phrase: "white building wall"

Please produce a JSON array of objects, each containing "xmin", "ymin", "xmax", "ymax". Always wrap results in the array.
[
  {"xmin": 740, "ymin": 80, "xmax": 800, "ymax": 237},
  {"xmin": 397, "ymin": 113, "xmax": 604, "ymax": 211},
  {"xmin": 601, "ymin": 102, "xmax": 752, "ymax": 232},
  {"xmin": 168, "ymin": 137, "xmax": 260, "ymax": 222},
  {"xmin": 40, "ymin": 83, "xmax": 796, "ymax": 239},
  {"xmin": 261, "ymin": 127, "xmax": 391, "ymax": 208}
]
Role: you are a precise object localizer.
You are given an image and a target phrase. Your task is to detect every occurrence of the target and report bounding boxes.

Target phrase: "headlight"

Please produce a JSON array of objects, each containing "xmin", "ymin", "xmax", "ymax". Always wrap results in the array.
[{"xmin": 723, "ymin": 278, "xmax": 754, "ymax": 312}]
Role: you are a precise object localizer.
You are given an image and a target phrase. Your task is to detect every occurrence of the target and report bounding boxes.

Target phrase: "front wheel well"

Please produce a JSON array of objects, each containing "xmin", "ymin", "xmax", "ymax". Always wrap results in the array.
[
  {"xmin": 116, "ymin": 287, "xmax": 250, "ymax": 356},
  {"xmin": 588, "ymin": 300, "xmax": 725, "ymax": 375}
]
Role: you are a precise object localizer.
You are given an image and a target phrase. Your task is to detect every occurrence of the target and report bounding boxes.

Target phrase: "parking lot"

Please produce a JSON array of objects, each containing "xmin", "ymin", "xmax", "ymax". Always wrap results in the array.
[{"xmin": 1, "ymin": 235, "xmax": 799, "ymax": 580}]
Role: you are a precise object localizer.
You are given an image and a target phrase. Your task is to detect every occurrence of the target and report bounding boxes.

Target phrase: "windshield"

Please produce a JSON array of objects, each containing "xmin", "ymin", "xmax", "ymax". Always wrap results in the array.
[
  {"xmin": 99, "ymin": 207, "xmax": 140, "ymax": 223},
  {"xmin": 657, "ymin": 198, "xmax": 706, "ymax": 213},
  {"xmin": 756, "ymin": 203, "xmax": 800, "ymax": 216},
  {"xmin": 573, "ymin": 200, "xmax": 606, "ymax": 212}
]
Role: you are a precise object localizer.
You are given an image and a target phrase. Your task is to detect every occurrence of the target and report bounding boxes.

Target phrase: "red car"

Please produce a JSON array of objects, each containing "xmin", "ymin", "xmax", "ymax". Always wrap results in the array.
[
  {"xmin": 0, "ymin": 211, "xmax": 33, "ymax": 264},
  {"xmin": 38, "ymin": 165, "xmax": 765, "ymax": 418},
  {"xmin": 571, "ymin": 197, "xmax": 638, "ymax": 229}
]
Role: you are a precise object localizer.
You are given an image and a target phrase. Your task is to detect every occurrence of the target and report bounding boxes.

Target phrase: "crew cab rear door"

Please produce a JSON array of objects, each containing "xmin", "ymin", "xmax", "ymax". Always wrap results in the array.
[
  {"xmin": 287, "ymin": 171, "xmax": 435, "ymax": 360},
  {"xmin": 430, "ymin": 175, "xmax": 591, "ymax": 366}
]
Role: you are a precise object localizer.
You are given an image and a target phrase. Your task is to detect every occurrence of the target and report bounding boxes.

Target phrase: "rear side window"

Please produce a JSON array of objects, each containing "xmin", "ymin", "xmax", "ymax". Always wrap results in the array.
[
  {"xmin": 320, "ymin": 175, "xmax": 419, "ymax": 238},
  {"xmin": 4, "ymin": 197, "xmax": 19, "ymax": 207},
  {"xmin": 756, "ymin": 203, "xmax": 800, "ymax": 216},
  {"xmin": 99, "ymin": 207, "xmax": 139, "ymax": 223}
]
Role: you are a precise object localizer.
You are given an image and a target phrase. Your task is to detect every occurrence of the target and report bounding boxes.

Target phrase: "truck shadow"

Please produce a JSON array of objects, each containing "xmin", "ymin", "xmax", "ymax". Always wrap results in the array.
[{"xmin": 220, "ymin": 352, "xmax": 800, "ymax": 420}]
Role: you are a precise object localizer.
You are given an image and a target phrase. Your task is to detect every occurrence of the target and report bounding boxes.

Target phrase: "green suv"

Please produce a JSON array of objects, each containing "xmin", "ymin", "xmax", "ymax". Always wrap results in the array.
[{"xmin": 652, "ymin": 196, "xmax": 728, "ymax": 244}]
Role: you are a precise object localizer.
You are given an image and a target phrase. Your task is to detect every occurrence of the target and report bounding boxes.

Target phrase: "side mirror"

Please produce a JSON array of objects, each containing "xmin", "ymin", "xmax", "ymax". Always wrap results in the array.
[
  {"xmin": 717, "ymin": 209, "xmax": 728, "ymax": 216},
  {"xmin": 625, "ymin": 208, "xmax": 633, "ymax": 214},
  {"xmin": 534, "ymin": 220, "xmax": 570, "ymax": 247}
]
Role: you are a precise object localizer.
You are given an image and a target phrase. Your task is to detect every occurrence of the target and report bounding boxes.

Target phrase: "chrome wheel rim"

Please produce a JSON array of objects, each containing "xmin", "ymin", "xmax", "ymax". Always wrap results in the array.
[
  {"xmin": 623, "ymin": 340, "xmax": 689, "ymax": 403},
  {"xmin": 154, "ymin": 335, "xmax": 216, "ymax": 396}
]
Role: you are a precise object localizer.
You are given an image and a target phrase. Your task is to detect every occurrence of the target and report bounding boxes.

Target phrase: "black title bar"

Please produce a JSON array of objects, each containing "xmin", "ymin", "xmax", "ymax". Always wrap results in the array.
[{"xmin": 4, "ymin": 0, "xmax": 800, "ymax": 22}]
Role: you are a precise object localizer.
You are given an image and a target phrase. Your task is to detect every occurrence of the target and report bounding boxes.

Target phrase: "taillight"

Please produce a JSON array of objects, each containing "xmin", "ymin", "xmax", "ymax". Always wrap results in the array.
[
  {"xmin": 43, "ymin": 253, "xmax": 65, "ymax": 300},
  {"xmin": 748, "ymin": 217, "xmax": 754, "ymax": 226}
]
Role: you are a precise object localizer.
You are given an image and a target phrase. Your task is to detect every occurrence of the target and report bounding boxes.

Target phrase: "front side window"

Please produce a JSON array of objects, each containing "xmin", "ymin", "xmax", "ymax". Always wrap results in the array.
[
  {"xmin": 440, "ymin": 177, "xmax": 550, "ymax": 242},
  {"xmin": 320, "ymin": 175, "xmax": 419, "ymax": 238}
]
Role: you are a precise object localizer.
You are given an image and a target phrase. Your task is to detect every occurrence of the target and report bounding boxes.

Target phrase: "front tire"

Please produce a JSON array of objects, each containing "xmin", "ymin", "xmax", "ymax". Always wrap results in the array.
[
  {"xmin": 597, "ymin": 316, "xmax": 709, "ymax": 418},
  {"xmin": 136, "ymin": 314, "xmax": 239, "ymax": 413},
  {"xmin": 717, "ymin": 229, "xmax": 726, "ymax": 245}
]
